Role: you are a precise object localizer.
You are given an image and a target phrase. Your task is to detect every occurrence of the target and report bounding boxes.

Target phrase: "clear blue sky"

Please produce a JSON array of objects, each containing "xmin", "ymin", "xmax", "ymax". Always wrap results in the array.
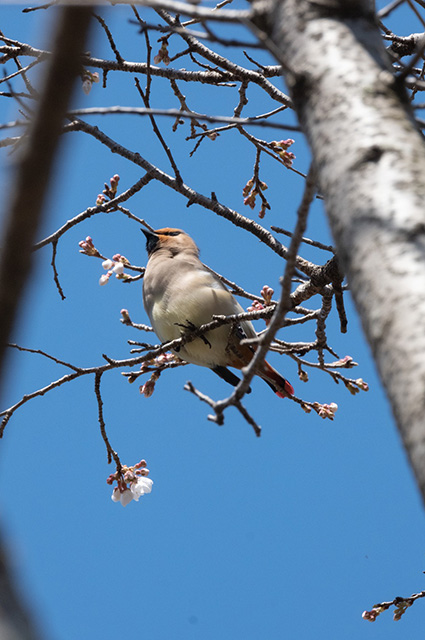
[{"xmin": 1, "ymin": 3, "xmax": 425, "ymax": 640}]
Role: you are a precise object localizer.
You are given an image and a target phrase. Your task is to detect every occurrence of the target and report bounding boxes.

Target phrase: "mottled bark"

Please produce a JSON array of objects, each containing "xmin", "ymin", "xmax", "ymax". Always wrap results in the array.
[
  {"xmin": 0, "ymin": 8, "xmax": 92, "ymax": 639},
  {"xmin": 0, "ymin": 531, "xmax": 42, "ymax": 640},
  {"xmin": 252, "ymin": 0, "xmax": 425, "ymax": 501},
  {"xmin": 0, "ymin": 7, "xmax": 92, "ymax": 391}
]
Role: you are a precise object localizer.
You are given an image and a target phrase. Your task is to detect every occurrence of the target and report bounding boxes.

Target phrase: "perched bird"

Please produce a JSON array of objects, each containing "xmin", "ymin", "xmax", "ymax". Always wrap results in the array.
[{"xmin": 142, "ymin": 227, "xmax": 294, "ymax": 398}]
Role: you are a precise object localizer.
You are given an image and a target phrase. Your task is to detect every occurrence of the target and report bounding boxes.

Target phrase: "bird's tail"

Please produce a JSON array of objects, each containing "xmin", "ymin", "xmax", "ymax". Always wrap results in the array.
[{"xmin": 259, "ymin": 361, "xmax": 294, "ymax": 398}]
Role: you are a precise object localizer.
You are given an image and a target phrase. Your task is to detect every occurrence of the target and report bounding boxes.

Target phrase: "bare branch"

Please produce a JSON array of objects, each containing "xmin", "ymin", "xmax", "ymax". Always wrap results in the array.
[
  {"xmin": 65, "ymin": 117, "xmax": 328, "ymax": 279},
  {"xmin": 33, "ymin": 173, "xmax": 155, "ymax": 251},
  {"xmin": 67, "ymin": 106, "xmax": 299, "ymax": 131},
  {"xmin": 363, "ymin": 587, "xmax": 425, "ymax": 622}
]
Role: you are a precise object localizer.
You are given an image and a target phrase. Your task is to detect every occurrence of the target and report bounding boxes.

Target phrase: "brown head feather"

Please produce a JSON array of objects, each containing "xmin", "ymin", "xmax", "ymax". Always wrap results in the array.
[{"xmin": 153, "ymin": 228, "xmax": 200, "ymax": 257}]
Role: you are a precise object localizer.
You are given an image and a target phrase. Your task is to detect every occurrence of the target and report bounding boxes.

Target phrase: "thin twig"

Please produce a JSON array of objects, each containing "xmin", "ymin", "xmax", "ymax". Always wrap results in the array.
[
  {"xmin": 134, "ymin": 77, "xmax": 183, "ymax": 185},
  {"xmin": 33, "ymin": 172, "xmax": 155, "ymax": 250},
  {"xmin": 93, "ymin": 13, "xmax": 124, "ymax": 64},
  {"xmin": 51, "ymin": 239, "xmax": 65, "ymax": 300},
  {"xmin": 95, "ymin": 372, "xmax": 122, "ymax": 468},
  {"xmin": 271, "ymin": 226, "xmax": 334, "ymax": 253}
]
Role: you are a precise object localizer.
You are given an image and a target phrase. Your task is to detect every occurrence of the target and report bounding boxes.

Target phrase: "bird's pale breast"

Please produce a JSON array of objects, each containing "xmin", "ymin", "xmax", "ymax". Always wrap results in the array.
[{"xmin": 144, "ymin": 259, "xmax": 255, "ymax": 367}]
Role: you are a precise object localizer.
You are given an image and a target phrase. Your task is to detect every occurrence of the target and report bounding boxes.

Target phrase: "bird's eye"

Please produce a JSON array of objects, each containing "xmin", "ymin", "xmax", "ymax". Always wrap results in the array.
[{"xmin": 161, "ymin": 231, "xmax": 181, "ymax": 237}]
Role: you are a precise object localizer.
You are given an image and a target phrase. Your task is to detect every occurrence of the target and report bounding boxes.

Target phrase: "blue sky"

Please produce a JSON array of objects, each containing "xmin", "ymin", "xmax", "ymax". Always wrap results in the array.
[{"xmin": 1, "ymin": 2, "xmax": 425, "ymax": 639}]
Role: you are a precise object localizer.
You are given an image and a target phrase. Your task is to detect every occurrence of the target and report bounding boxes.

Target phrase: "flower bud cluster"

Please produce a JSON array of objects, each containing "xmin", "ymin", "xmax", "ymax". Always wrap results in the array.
[
  {"xmin": 260, "ymin": 285, "xmax": 274, "ymax": 305},
  {"xmin": 363, "ymin": 597, "xmax": 413, "ymax": 623},
  {"xmin": 81, "ymin": 70, "xmax": 100, "ymax": 95},
  {"xmin": 332, "ymin": 355, "xmax": 357, "ymax": 368},
  {"xmin": 99, "ymin": 254, "xmax": 130, "ymax": 286},
  {"xmin": 344, "ymin": 377, "xmax": 369, "ymax": 395},
  {"xmin": 313, "ymin": 402, "xmax": 338, "ymax": 420},
  {"xmin": 247, "ymin": 299, "xmax": 264, "ymax": 312},
  {"xmin": 98, "ymin": 174, "xmax": 120, "ymax": 204},
  {"xmin": 137, "ymin": 352, "xmax": 178, "ymax": 396},
  {"xmin": 78, "ymin": 236, "xmax": 100, "ymax": 257},
  {"xmin": 362, "ymin": 608, "xmax": 381, "ymax": 622},
  {"xmin": 108, "ymin": 460, "xmax": 153, "ymax": 507},
  {"xmin": 242, "ymin": 177, "xmax": 270, "ymax": 218},
  {"xmin": 154, "ymin": 41, "xmax": 170, "ymax": 65},
  {"xmin": 270, "ymin": 139, "xmax": 296, "ymax": 168},
  {"xmin": 393, "ymin": 599, "xmax": 412, "ymax": 620},
  {"xmin": 355, "ymin": 378, "xmax": 369, "ymax": 391},
  {"xmin": 247, "ymin": 285, "xmax": 275, "ymax": 325}
]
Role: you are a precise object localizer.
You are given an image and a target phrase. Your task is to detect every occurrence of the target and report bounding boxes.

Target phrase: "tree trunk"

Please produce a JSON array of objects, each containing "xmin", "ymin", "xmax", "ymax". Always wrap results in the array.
[{"xmin": 252, "ymin": 0, "xmax": 425, "ymax": 502}]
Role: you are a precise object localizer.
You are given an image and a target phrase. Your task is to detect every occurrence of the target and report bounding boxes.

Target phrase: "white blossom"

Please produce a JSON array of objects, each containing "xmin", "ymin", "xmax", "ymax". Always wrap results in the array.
[
  {"xmin": 102, "ymin": 259, "xmax": 115, "ymax": 270},
  {"xmin": 111, "ymin": 487, "xmax": 134, "ymax": 506},
  {"xmin": 130, "ymin": 476, "xmax": 153, "ymax": 501},
  {"xmin": 113, "ymin": 262, "xmax": 124, "ymax": 275}
]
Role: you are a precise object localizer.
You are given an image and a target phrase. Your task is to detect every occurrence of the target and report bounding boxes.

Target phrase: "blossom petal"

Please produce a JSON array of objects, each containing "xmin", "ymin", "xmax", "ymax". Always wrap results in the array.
[
  {"xmin": 119, "ymin": 489, "xmax": 134, "ymax": 507},
  {"xmin": 111, "ymin": 488, "xmax": 121, "ymax": 502},
  {"xmin": 113, "ymin": 262, "xmax": 124, "ymax": 275},
  {"xmin": 131, "ymin": 477, "xmax": 153, "ymax": 500}
]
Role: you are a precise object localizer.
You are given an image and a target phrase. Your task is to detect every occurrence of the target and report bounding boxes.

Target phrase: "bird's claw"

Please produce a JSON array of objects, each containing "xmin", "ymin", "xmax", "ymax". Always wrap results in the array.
[{"xmin": 174, "ymin": 320, "xmax": 212, "ymax": 348}]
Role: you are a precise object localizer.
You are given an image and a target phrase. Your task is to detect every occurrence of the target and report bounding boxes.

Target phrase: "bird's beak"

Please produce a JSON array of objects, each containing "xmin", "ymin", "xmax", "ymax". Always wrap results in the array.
[
  {"xmin": 141, "ymin": 228, "xmax": 159, "ymax": 255},
  {"xmin": 141, "ymin": 228, "xmax": 157, "ymax": 240}
]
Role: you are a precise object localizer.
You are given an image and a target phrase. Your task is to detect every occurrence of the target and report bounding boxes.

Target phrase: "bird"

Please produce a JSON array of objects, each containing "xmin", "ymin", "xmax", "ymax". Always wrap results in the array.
[{"xmin": 142, "ymin": 227, "xmax": 294, "ymax": 398}]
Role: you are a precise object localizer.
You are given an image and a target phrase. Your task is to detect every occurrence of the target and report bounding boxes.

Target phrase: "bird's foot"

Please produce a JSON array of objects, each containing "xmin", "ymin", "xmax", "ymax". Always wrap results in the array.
[{"xmin": 174, "ymin": 320, "xmax": 212, "ymax": 348}]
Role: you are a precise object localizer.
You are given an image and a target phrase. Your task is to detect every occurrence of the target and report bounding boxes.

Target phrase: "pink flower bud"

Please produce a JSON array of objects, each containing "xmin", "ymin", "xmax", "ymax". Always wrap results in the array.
[
  {"xmin": 345, "ymin": 381, "xmax": 359, "ymax": 395},
  {"xmin": 261, "ymin": 285, "xmax": 274, "ymax": 304},
  {"xmin": 140, "ymin": 379, "xmax": 155, "ymax": 398},
  {"xmin": 242, "ymin": 178, "xmax": 254, "ymax": 197},
  {"xmin": 99, "ymin": 272, "xmax": 112, "ymax": 286},
  {"xmin": 243, "ymin": 193, "xmax": 256, "ymax": 209},
  {"xmin": 121, "ymin": 309, "xmax": 131, "ymax": 323},
  {"xmin": 79, "ymin": 236, "xmax": 99, "ymax": 256},
  {"xmin": 362, "ymin": 609, "xmax": 378, "ymax": 622},
  {"xmin": 123, "ymin": 470, "xmax": 135, "ymax": 483},
  {"xmin": 355, "ymin": 378, "xmax": 369, "ymax": 391},
  {"xmin": 301, "ymin": 403, "xmax": 312, "ymax": 414}
]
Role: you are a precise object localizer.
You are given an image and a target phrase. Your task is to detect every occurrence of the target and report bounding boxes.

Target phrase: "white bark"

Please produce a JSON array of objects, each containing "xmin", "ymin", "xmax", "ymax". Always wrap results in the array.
[{"xmin": 252, "ymin": 0, "xmax": 425, "ymax": 500}]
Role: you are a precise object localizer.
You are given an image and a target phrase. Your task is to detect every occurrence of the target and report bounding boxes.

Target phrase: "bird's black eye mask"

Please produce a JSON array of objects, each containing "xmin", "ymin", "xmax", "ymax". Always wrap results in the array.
[
  {"xmin": 141, "ymin": 229, "xmax": 181, "ymax": 255},
  {"xmin": 142, "ymin": 229, "xmax": 159, "ymax": 255},
  {"xmin": 159, "ymin": 231, "xmax": 181, "ymax": 236}
]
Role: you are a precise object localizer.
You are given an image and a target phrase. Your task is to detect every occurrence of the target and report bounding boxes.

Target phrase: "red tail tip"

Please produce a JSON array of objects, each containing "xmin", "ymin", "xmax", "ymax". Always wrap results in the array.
[{"xmin": 276, "ymin": 379, "xmax": 294, "ymax": 398}]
